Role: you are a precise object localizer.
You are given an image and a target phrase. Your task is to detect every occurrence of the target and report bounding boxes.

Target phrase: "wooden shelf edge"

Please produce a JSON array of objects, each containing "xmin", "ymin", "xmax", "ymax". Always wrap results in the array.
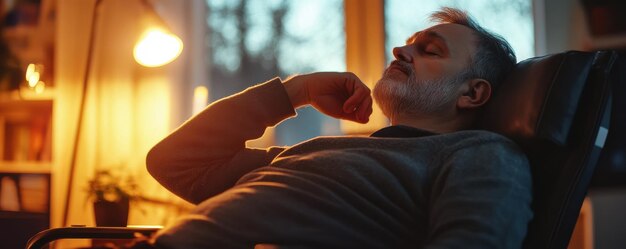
[
  {"xmin": 0, "ymin": 86, "xmax": 56, "ymax": 102},
  {"xmin": 0, "ymin": 161, "xmax": 52, "ymax": 174}
]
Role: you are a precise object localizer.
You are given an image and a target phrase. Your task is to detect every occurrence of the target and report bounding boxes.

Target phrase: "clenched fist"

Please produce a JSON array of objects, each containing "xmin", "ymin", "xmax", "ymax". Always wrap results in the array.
[{"xmin": 283, "ymin": 72, "xmax": 373, "ymax": 124}]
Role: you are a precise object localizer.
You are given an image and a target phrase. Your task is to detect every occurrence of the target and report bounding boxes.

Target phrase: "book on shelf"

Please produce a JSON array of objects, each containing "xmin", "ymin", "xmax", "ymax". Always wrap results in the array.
[
  {"xmin": 0, "ymin": 173, "xmax": 50, "ymax": 213},
  {"xmin": 0, "ymin": 116, "xmax": 3, "ymax": 160},
  {"xmin": 1, "ymin": 114, "xmax": 51, "ymax": 162}
]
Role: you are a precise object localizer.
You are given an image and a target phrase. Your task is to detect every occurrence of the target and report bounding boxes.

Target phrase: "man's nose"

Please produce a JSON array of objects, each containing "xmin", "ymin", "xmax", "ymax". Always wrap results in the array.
[{"xmin": 392, "ymin": 45, "xmax": 413, "ymax": 63}]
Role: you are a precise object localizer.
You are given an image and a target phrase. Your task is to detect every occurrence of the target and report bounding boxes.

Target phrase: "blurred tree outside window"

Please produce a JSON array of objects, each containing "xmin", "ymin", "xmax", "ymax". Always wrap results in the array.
[
  {"xmin": 204, "ymin": 0, "xmax": 534, "ymax": 146},
  {"xmin": 206, "ymin": 0, "xmax": 345, "ymax": 146},
  {"xmin": 385, "ymin": 0, "xmax": 534, "ymax": 63}
]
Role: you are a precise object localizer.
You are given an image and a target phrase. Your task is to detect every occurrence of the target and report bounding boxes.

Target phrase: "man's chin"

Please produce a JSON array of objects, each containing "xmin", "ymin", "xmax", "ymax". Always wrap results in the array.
[
  {"xmin": 375, "ymin": 74, "xmax": 406, "ymax": 92},
  {"xmin": 374, "ymin": 77, "xmax": 402, "ymax": 116}
]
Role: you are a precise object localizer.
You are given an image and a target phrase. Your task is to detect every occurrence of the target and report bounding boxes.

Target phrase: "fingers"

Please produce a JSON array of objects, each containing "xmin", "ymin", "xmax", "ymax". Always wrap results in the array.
[
  {"xmin": 301, "ymin": 72, "xmax": 372, "ymax": 123},
  {"xmin": 356, "ymin": 95, "xmax": 373, "ymax": 123},
  {"xmin": 342, "ymin": 74, "xmax": 370, "ymax": 113},
  {"xmin": 340, "ymin": 73, "xmax": 372, "ymax": 123},
  {"xmin": 332, "ymin": 73, "xmax": 373, "ymax": 123},
  {"xmin": 344, "ymin": 94, "xmax": 372, "ymax": 124}
]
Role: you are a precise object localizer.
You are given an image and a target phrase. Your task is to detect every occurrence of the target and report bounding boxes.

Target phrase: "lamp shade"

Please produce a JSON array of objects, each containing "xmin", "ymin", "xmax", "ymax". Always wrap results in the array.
[{"xmin": 133, "ymin": 27, "xmax": 183, "ymax": 67}]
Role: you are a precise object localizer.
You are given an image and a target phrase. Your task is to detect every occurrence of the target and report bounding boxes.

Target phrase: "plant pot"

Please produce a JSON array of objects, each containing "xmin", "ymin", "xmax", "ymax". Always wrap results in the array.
[{"xmin": 93, "ymin": 199, "xmax": 129, "ymax": 227}]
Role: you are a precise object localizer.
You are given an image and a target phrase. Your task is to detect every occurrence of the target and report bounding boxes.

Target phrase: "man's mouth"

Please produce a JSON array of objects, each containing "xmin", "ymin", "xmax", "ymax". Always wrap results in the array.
[{"xmin": 387, "ymin": 61, "xmax": 411, "ymax": 76}]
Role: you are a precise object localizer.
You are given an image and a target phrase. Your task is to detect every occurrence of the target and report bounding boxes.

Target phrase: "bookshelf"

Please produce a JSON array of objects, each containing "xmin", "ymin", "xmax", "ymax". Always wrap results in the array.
[
  {"xmin": 0, "ymin": 89, "xmax": 53, "ymax": 249},
  {"xmin": 0, "ymin": 98, "xmax": 53, "ymax": 163}
]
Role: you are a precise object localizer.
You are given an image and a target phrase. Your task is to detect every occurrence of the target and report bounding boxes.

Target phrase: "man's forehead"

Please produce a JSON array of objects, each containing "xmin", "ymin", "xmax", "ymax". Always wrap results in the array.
[
  {"xmin": 406, "ymin": 23, "xmax": 476, "ymax": 44},
  {"xmin": 406, "ymin": 30, "xmax": 441, "ymax": 44}
]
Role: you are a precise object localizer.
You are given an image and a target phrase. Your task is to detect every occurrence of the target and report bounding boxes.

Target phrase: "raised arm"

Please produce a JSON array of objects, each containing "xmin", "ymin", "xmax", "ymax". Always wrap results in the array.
[
  {"xmin": 146, "ymin": 78, "xmax": 294, "ymax": 204},
  {"xmin": 146, "ymin": 73, "xmax": 372, "ymax": 204}
]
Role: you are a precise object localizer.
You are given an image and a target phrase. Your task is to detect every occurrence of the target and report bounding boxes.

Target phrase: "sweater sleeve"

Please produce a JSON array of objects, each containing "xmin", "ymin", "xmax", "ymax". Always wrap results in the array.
[
  {"xmin": 146, "ymin": 78, "xmax": 296, "ymax": 204},
  {"xmin": 425, "ymin": 138, "xmax": 533, "ymax": 249}
]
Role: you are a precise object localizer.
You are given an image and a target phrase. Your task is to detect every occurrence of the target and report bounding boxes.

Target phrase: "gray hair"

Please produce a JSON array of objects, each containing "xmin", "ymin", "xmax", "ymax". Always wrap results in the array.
[{"xmin": 430, "ymin": 7, "xmax": 517, "ymax": 90}]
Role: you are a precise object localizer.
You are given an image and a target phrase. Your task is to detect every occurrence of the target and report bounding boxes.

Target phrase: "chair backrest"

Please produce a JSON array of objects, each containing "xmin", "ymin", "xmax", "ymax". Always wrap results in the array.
[
  {"xmin": 591, "ymin": 50, "xmax": 626, "ymax": 187},
  {"xmin": 479, "ymin": 50, "xmax": 618, "ymax": 249}
]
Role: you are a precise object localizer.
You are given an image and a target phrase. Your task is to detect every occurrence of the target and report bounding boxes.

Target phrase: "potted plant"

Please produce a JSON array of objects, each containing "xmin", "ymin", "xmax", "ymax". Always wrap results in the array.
[{"xmin": 86, "ymin": 168, "xmax": 140, "ymax": 227}]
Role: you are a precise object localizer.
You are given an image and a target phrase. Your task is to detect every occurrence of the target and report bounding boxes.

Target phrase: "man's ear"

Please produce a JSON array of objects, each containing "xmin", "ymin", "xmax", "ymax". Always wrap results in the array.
[{"xmin": 457, "ymin": 79, "xmax": 491, "ymax": 110}]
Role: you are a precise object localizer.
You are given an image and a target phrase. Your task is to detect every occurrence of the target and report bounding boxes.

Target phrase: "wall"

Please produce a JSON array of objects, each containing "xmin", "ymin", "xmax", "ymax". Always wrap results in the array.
[{"xmin": 538, "ymin": 0, "xmax": 626, "ymax": 54}]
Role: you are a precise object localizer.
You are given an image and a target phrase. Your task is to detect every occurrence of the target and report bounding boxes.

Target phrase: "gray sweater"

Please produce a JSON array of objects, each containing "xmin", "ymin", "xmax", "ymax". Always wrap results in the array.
[{"xmin": 147, "ymin": 78, "xmax": 533, "ymax": 249}]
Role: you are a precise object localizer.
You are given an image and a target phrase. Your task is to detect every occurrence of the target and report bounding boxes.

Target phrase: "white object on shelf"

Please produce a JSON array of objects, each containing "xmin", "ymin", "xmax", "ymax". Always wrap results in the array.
[{"xmin": 0, "ymin": 176, "xmax": 20, "ymax": 211}]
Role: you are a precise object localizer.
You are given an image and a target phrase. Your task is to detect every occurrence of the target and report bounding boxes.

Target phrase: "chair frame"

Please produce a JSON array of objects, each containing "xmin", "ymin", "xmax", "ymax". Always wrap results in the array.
[{"xmin": 25, "ymin": 226, "xmax": 160, "ymax": 249}]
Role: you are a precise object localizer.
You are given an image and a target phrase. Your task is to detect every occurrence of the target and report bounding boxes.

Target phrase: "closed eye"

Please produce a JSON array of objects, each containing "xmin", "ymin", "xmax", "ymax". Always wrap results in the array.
[
  {"xmin": 421, "ymin": 44, "xmax": 442, "ymax": 56},
  {"xmin": 425, "ymin": 50, "xmax": 439, "ymax": 56}
]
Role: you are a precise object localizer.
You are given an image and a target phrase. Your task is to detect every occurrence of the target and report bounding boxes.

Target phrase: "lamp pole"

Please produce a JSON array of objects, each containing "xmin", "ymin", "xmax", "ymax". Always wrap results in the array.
[{"xmin": 63, "ymin": 0, "xmax": 102, "ymax": 227}]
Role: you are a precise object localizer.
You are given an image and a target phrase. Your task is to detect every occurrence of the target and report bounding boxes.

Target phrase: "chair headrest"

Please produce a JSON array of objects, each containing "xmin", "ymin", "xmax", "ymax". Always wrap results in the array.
[{"xmin": 480, "ymin": 51, "xmax": 608, "ymax": 148}]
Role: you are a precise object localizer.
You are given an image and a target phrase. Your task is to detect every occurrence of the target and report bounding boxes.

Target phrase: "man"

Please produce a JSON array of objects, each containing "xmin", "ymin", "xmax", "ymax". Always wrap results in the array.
[{"xmin": 146, "ymin": 7, "xmax": 532, "ymax": 249}]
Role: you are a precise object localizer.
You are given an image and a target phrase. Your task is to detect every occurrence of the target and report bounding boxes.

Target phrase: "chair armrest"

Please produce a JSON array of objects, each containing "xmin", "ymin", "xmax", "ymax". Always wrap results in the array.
[{"xmin": 26, "ymin": 226, "xmax": 161, "ymax": 249}]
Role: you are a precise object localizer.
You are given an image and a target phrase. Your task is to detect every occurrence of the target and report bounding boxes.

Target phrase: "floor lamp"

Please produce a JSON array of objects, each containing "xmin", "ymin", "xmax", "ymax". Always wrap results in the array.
[{"xmin": 63, "ymin": 0, "xmax": 183, "ymax": 226}]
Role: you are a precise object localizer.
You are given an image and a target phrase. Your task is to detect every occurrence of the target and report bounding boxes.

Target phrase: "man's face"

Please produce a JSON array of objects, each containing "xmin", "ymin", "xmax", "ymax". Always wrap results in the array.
[{"xmin": 373, "ymin": 23, "xmax": 478, "ymax": 119}]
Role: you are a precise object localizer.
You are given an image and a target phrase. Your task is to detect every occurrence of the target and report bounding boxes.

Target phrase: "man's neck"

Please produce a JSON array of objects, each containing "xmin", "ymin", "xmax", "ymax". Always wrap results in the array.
[{"xmin": 391, "ymin": 114, "xmax": 466, "ymax": 134}]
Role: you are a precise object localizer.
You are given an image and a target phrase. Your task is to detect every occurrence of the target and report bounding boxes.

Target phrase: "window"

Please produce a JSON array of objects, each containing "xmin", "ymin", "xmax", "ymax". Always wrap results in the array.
[
  {"xmin": 385, "ymin": 0, "xmax": 534, "ymax": 62},
  {"xmin": 206, "ymin": 0, "xmax": 345, "ymax": 145}
]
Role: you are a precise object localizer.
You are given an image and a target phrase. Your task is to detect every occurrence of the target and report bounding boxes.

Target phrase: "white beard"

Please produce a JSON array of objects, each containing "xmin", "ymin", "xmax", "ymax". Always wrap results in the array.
[{"xmin": 373, "ymin": 63, "xmax": 467, "ymax": 120}]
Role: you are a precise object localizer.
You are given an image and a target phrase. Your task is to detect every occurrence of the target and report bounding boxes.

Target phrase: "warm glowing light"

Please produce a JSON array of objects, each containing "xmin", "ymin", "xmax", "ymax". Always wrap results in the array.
[
  {"xmin": 26, "ymin": 64, "xmax": 35, "ymax": 79},
  {"xmin": 26, "ymin": 63, "xmax": 43, "ymax": 88},
  {"xmin": 192, "ymin": 86, "xmax": 209, "ymax": 115},
  {"xmin": 133, "ymin": 28, "xmax": 183, "ymax": 67},
  {"xmin": 34, "ymin": 81, "xmax": 45, "ymax": 94},
  {"xmin": 27, "ymin": 73, "xmax": 40, "ymax": 87}
]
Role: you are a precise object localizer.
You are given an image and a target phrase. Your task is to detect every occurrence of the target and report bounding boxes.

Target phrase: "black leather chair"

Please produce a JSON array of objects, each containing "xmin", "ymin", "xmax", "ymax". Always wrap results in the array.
[
  {"xmin": 590, "ymin": 50, "xmax": 626, "ymax": 188},
  {"xmin": 480, "ymin": 50, "xmax": 618, "ymax": 249},
  {"xmin": 25, "ymin": 50, "xmax": 620, "ymax": 249}
]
